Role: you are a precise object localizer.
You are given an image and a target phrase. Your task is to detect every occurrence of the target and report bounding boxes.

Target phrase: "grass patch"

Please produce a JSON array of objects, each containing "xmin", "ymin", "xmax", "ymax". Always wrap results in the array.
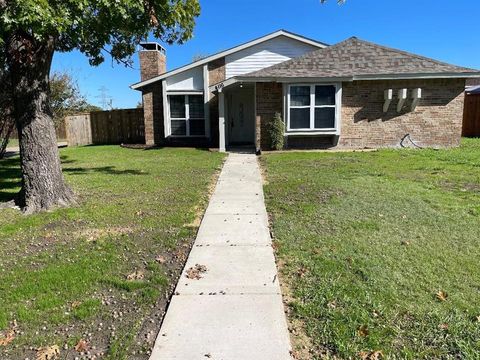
[
  {"xmin": 0, "ymin": 145, "xmax": 225, "ymax": 358},
  {"xmin": 261, "ymin": 139, "xmax": 480, "ymax": 359}
]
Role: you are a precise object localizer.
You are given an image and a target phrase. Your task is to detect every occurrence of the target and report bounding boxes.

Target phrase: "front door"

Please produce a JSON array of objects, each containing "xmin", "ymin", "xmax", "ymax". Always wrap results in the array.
[{"xmin": 228, "ymin": 86, "xmax": 255, "ymax": 145}]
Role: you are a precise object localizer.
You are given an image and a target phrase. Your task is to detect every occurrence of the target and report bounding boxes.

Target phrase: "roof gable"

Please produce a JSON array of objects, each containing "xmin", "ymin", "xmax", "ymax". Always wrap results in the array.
[
  {"xmin": 131, "ymin": 30, "xmax": 327, "ymax": 90},
  {"xmin": 242, "ymin": 37, "xmax": 479, "ymax": 80}
]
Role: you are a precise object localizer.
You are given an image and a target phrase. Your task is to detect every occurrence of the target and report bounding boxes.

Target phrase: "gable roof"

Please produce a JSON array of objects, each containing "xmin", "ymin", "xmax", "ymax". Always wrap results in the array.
[
  {"xmin": 131, "ymin": 30, "xmax": 328, "ymax": 90},
  {"xmin": 240, "ymin": 37, "xmax": 480, "ymax": 80}
]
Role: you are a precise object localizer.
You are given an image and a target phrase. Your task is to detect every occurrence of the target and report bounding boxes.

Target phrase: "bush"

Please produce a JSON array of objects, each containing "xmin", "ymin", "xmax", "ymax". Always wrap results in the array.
[{"xmin": 268, "ymin": 112, "xmax": 285, "ymax": 150}]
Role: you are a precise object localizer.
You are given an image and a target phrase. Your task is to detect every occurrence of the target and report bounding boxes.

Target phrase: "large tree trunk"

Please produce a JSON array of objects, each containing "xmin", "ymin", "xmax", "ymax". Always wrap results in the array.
[{"xmin": 7, "ymin": 32, "xmax": 75, "ymax": 214}]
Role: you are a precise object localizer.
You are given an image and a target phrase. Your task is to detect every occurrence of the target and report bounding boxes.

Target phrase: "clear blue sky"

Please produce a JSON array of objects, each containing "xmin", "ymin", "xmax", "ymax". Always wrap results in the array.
[{"xmin": 51, "ymin": 0, "xmax": 480, "ymax": 109}]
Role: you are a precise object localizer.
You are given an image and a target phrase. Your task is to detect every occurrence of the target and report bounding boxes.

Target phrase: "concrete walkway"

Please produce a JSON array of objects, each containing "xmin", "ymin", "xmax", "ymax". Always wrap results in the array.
[{"xmin": 150, "ymin": 152, "xmax": 292, "ymax": 360}]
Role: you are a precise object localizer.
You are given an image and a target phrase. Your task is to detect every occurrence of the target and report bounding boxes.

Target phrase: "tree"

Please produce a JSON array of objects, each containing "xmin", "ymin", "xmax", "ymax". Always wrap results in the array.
[
  {"xmin": 49, "ymin": 71, "xmax": 101, "ymax": 129},
  {"xmin": 0, "ymin": 0, "xmax": 200, "ymax": 213}
]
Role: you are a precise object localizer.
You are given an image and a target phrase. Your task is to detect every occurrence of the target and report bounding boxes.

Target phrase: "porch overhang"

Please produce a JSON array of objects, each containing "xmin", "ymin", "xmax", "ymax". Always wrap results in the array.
[{"xmin": 209, "ymin": 71, "xmax": 480, "ymax": 93}]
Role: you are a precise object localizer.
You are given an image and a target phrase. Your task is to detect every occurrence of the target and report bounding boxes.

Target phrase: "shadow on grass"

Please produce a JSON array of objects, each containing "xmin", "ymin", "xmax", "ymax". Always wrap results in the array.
[
  {"xmin": 64, "ymin": 166, "xmax": 147, "ymax": 176},
  {"xmin": 0, "ymin": 157, "xmax": 21, "ymax": 202},
  {"xmin": 0, "ymin": 154, "xmax": 148, "ymax": 204}
]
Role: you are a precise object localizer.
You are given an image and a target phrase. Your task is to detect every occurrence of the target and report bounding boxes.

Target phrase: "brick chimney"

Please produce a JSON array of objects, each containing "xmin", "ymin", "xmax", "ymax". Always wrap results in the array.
[{"xmin": 139, "ymin": 42, "xmax": 166, "ymax": 81}]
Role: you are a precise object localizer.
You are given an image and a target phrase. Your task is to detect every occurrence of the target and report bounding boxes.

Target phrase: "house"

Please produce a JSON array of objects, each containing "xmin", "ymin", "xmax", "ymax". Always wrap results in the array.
[{"xmin": 131, "ymin": 30, "xmax": 480, "ymax": 151}]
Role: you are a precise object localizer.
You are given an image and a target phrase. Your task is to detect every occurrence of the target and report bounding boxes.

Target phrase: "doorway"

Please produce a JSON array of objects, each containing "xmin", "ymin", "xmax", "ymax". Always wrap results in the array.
[{"xmin": 226, "ymin": 84, "xmax": 255, "ymax": 146}]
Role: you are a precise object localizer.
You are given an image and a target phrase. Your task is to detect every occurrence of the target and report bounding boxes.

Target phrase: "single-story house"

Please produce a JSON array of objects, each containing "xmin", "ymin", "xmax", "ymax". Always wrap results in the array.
[{"xmin": 130, "ymin": 30, "xmax": 480, "ymax": 151}]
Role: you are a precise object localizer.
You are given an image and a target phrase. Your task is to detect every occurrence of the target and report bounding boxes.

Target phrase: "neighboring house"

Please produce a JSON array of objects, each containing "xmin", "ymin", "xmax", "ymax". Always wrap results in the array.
[{"xmin": 131, "ymin": 30, "xmax": 480, "ymax": 151}]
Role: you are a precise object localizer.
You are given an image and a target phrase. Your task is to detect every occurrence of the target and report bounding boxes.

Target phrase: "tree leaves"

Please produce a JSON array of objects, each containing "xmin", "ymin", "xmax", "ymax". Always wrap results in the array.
[{"xmin": 1, "ymin": 0, "xmax": 200, "ymax": 66}]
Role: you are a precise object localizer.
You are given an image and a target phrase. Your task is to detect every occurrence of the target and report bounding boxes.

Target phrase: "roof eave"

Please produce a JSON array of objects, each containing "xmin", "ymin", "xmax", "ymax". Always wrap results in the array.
[
  {"xmin": 353, "ymin": 72, "xmax": 480, "ymax": 81},
  {"xmin": 130, "ymin": 30, "xmax": 328, "ymax": 90}
]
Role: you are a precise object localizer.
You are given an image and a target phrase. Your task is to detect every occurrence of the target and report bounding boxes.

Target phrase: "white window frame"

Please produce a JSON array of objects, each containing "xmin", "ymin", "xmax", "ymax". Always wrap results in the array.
[
  {"xmin": 286, "ymin": 83, "xmax": 342, "ymax": 135},
  {"xmin": 168, "ymin": 94, "xmax": 206, "ymax": 137}
]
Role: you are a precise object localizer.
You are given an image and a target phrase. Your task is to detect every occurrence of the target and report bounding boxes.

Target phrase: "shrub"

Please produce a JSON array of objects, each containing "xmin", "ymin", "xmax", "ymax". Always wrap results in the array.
[{"xmin": 268, "ymin": 112, "xmax": 285, "ymax": 150}]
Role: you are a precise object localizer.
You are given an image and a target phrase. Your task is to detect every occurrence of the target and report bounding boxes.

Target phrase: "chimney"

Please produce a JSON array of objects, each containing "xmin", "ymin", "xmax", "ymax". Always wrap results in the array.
[{"xmin": 139, "ymin": 42, "xmax": 166, "ymax": 81}]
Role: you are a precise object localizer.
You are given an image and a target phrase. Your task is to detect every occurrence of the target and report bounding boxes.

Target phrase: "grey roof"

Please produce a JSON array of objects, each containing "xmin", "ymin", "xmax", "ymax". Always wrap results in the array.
[{"xmin": 242, "ymin": 37, "xmax": 479, "ymax": 79}]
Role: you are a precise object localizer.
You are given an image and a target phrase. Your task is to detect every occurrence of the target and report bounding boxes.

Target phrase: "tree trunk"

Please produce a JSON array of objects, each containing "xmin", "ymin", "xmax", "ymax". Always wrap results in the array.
[{"xmin": 7, "ymin": 32, "xmax": 75, "ymax": 214}]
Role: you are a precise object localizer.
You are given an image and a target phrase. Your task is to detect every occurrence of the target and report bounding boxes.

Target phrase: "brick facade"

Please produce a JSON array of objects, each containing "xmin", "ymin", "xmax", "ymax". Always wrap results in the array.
[
  {"xmin": 139, "ymin": 51, "xmax": 166, "ymax": 82},
  {"xmin": 339, "ymin": 79, "xmax": 465, "ymax": 148},
  {"xmin": 139, "ymin": 49, "xmax": 166, "ymax": 145},
  {"xmin": 254, "ymin": 79, "xmax": 465, "ymax": 150},
  {"xmin": 142, "ymin": 83, "xmax": 164, "ymax": 145},
  {"xmin": 255, "ymin": 82, "xmax": 283, "ymax": 150}
]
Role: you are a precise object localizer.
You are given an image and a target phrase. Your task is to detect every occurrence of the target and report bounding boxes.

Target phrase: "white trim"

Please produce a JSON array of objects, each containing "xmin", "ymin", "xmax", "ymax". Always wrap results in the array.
[
  {"xmin": 203, "ymin": 64, "xmax": 210, "ymax": 139},
  {"xmin": 162, "ymin": 80, "xmax": 169, "ymax": 137},
  {"xmin": 285, "ymin": 131, "xmax": 338, "ymax": 136},
  {"xmin": 397, "ymin": 88, "xmax": 407, "ymax": 112},
  {"xmin": 219, "ymin": 92, "xmax": 226, "ymax": 152},
  {"xmin": 354, "ymin": 72, "xmax": 480, "ymax": 80},
  {"xmin": 383, "ymin": 89, "xmax": 393, "ymax": 113},
  {"xmin": 285, "ymin": 83, "xmax": 341, "ymax": 135},
  {"xmin": 209, "ymin": 73, "xmax": 480, "ymax": 92},
  {"xmin": 166, "ymin": 90, "xmax": 204, "ymax": 95},
  {"xmin": 131, "ymin": 30, "xmax": 327, "ymax": 90}
]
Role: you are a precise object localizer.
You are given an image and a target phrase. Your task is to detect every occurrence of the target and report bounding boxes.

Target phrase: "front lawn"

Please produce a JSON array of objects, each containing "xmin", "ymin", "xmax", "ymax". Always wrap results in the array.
[
  {"xmin": 0, "ymin": 146, "xmax": 225, "ymax": 359},
  {"xmin": 261, "ymin": 139, "xmax": 480, "ymax": 359}
]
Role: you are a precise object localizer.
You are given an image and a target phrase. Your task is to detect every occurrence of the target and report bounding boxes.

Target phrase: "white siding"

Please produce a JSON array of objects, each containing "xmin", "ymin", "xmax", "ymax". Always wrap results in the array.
[
  {"xmin": 166, "ymin": 66, "xmax": 203, "ymax": 91},
  {"xmin": 225, "ymin": 36, "xmax": 318, "ymax": 79}
]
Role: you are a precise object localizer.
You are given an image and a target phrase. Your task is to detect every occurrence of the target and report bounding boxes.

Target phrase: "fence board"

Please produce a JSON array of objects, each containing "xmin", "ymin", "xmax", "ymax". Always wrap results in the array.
[
  {"xmin": 463, "ymin": 94, "xmax": 480, "ymax": 137},
  {"xmin": 66, "ymin": 108, "xmax": 144, "ymax": 146}
]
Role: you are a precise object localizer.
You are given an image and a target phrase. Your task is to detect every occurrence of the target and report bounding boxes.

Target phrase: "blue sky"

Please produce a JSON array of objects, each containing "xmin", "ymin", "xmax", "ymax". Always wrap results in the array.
[{"xmin": 51, "ymin": 0, "xmax": 480, "ymax": 109}]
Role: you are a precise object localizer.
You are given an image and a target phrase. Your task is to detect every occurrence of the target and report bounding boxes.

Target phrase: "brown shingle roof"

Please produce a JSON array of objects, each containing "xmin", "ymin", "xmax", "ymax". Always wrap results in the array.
[{"xmin": 242, "ymin": 37, "xmax": 479, "ymax": 79}]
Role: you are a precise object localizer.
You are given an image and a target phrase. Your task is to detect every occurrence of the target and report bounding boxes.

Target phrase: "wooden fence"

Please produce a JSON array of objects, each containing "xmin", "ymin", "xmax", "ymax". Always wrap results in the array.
[
  {"xmin": 66, "ymin": 108, "xmax": 145, "ymax": 146},
  {"xmin": 463, "ymin": 93, "xmax": 480, "ymax": 137},
  {"xmin": 10, "ymin": 120, "xmax": 67, "ymax": 140}
]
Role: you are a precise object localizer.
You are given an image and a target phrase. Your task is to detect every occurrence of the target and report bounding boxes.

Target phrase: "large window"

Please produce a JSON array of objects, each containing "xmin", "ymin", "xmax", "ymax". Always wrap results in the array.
[
  {"xmin": 287, "ymin": 84, "xmax": 338, "ymax": 131},
  {"xmin": 169, "ymin": 95, "xmax": 205, "ymax": 136}
]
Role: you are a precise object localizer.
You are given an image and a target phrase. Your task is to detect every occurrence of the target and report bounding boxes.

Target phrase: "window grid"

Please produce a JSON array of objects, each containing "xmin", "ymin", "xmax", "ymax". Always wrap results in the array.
[
  {"xmin": 169, "ymin": 95, "xmax": 205, "ymax": 137},
  {"xmin": 287, "ymin": 84, "xmax": 338, "ymax": 132}
]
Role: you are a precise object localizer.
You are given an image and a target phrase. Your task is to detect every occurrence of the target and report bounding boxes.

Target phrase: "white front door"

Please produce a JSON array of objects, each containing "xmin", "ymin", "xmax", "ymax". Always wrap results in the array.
[{"xmin": 228, "ymin": 86, "xmax": 255, "ymax": 145}]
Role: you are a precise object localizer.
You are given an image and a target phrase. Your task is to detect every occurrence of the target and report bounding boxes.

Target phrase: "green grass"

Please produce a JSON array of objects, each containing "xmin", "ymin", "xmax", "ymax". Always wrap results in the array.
[
  {"xmin": 0, "ymin": 145, "xmax": 225, "ymax": 357},
  {"xmin": 261, "ymin": 139, "xmax": 480, "ymax": 359}
]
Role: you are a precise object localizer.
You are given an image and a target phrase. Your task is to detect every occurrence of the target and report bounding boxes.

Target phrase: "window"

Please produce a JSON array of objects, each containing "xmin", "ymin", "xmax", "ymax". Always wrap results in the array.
[
  {"xmin": 169, "ymin": 95, "xmax": 205, "ymax": 136},
  {"xmin": 287, "ymin": 85, "xmax": 338, "ymax": 131}
]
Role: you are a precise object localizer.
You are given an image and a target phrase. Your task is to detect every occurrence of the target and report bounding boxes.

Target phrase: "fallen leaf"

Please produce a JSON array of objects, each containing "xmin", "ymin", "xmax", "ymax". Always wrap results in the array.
[
  {"xmin": 327, "ymin": 300, "xmax": 337, "ymax": 309},
  {"xmin": 297, "ymin": 267, "xmax": 308, "ymax": 278},
  {"xmin": 0, "ymin": 329, "xmax": 15, "ymax": 347},
  {"xmin": 439, "ymin": 323, "xmax": 449, "ymax": 330},
  {"xmin": 186, "ymin": 264, "xmax": 208, "ymax": 280},
  {"xmin": 71, "ymin": 301, "xmax": 82, "ymax": 309},
  {"xmin": 401, "ymin": 240, "xmax": 411, "ymax": 246},
  {"xmin": 127, "ymin": 270, "xmax": 145, "ymax": 280},
  {"xmin": 358, "ymin": 325, "xmax": 369, "ymax": 337},
  {"xmin": 155, "ymin": 255, "xmax": 166, "ymax": 264},
  {"xmin": 74, "ymin": 339, "xmax": 88, "ymax": 352},
  {"xmin": 36, "ymin": 345, "xmax": 60, "ymax": 360},
  {"xmin": 436, "ymin": 290, "xmax": 448, "ymax": 302},
  {"xmin": 359, "ymin": 350, "xmax": 383, "ymax": 360}
]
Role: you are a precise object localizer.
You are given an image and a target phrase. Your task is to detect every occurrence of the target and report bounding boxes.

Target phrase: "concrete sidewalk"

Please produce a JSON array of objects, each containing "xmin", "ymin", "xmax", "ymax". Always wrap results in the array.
[{"xmin": 150, "ymin": 153, "xmax": 292, "ymax": 360}]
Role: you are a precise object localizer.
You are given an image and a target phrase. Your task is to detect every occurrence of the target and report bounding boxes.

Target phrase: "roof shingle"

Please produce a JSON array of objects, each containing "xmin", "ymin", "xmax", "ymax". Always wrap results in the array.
[{"xmin": 242, "ymin": 37, "xmax": 479, "ymax": 79}]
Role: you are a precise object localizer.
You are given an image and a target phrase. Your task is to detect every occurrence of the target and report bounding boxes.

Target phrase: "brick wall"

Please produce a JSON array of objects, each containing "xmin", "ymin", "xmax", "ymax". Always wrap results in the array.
[
  {"xmin": 208, "ymin": 57, "xmax": 226, "ymax": 147},
  {"xmin": 340, "ymin": 79, "xmax": 465, "ymax": 148},
  {"xmin": 142, "ymin": 83, "xmax": 163, "ymax": 145},
  {"xmin": 255, "ymin": 82, "xmax": 283, "ymax": 150},
  {"xmin": 139, "ymin": 51, "xmax": 166, "ymax": 81}
]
